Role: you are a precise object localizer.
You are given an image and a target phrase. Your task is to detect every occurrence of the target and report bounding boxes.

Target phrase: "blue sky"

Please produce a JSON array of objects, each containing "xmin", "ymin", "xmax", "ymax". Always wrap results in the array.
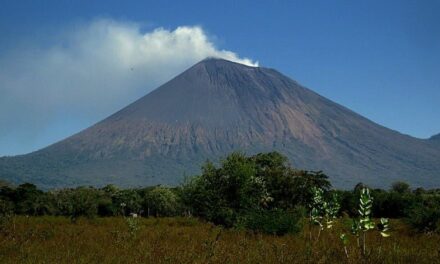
[{"xmin": 0, "ymin": 0, "xmax": 439, "ymax": 156}]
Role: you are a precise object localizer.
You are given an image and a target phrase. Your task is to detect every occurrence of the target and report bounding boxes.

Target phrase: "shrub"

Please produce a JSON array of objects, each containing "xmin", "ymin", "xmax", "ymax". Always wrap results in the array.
[
  {"xmin": 0, "ymin": 198, "xmax": 13, "ymax": 232},
  {"xmin": 235, "ymin": 208, "xmax": 303, "ymax": 235},
  {"xmin": 406, "ymin": 202, "xmax": 440, "ymax": 233}
]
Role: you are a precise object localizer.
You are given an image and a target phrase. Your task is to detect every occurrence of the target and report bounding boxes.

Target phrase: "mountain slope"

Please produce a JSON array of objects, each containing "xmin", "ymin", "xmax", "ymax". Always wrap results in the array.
[
  {"xmin": 1, "ymin": 58, "xmax": 439, "ymax": 189},
  {"xmin": 430, "ymin": 133, "xmax": 440, "ymax": 142}
]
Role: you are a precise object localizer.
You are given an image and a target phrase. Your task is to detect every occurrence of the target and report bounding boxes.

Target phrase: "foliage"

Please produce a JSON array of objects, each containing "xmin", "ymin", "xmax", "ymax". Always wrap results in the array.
[
  {"xmin": 391, "ymin": 181, "xmax": 411, "ymax": 194},
  {"xmin": 378, "ymin": 218, "xmax": 390, "ymax": 237},
  {"xmin": 343, "ymin": 187, "xmax": 391, "ymax": 258},
  {"xmin": 358, "ymin": 188, "xmax": 375, "ymax": 232},
  {"xmin": 406, "ymin": 196, "xmax": 440, "ymax": 233},
  {"xmin": 0, "ymin": 216, "xmax": 439, "ymax": 264},
  {"xmin": 125, "ymin": 216, "xmax": 141, "ymax": 238},
  {"xmin": 180, "ymin": 153, "xmax": 263, "ymax": 226},
  {"xmin": 0, "ymin": 198, "xmax": 13, "ymax": 232},
  {"xmin": 235, "ymin": 208, "xmax": 303, "ymax": 235},
  {"xmin": 113, "ymin": 189, "xmax": 142, "ymax": 216},
  {"xmin": 0, "ymin": 154, "xmax": 439, "ymax": 235},
  {"xmin": 144, "ymin": 186, "xmax": 179, "ymax": 217},
  {"xmin": 181, "ymin": 152, "xmax": 330, "ymax": 229},
  {"xmin": 309, "ymin": 187, "xmax": 339, "ymax": 230},
  {"xmin": 53, "ymin": 187, "xmax": 100, "ymax": 221}
]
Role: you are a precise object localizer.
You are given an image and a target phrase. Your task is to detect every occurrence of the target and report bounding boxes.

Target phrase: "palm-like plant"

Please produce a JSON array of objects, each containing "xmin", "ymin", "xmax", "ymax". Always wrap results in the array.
[
  {"xmin": 309, "ymin": 187, "xmax": 339, "ymax": 242},
  {"xmin": 378, "ymin": 218, "xmax": 390, "ymax": 237},
  {"xmin": 343, "ymin": 187, "xmax": 391, "ymax": 258},
  {"xmin": 310, "ymin": 187, "xmax": 324, "ymax": 230},
  {"xmin": 323, "ymin": 193, "xmax": 340, "ymax": 229}
]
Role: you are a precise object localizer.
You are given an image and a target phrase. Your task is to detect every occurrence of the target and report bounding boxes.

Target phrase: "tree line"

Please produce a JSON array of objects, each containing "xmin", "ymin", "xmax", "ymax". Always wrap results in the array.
[{"xmin": 1, "ymin": 152, "xmax": 439, "ymax": 233}]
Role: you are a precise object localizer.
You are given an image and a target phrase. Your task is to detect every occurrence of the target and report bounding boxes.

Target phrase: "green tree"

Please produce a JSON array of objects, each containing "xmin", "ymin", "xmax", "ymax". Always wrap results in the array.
[
  {"xmin": 144, "ymin": 186, "xmax": 179, "ymax": 217},
  {"xmin": 14, "ymin": 183, "xmax": 50, "ymax": 215},
  {"xmin": 391, "ymin": 181, "xmax": 410, "ymax": 194},
  {"xmin": 54, "ymin": 187, "xmax": 100, "ymax": 221},
  {"xmin": 113, "ymin": 189, "xmax": 142, "ymax": 216},
  {"xmin": 182, "ymin": 152, "xmax": 268, "ymax": 226},
  {"xmin": 292, "ymin": 170, "xmax": 331, "ymax": 204},
  {"xmin": 406, "ymin": 195, "xmax": 440, "ymax": 233},
  {"xmin": 181, "ymin": 151, "xmax": 329, "ymax": 229}
]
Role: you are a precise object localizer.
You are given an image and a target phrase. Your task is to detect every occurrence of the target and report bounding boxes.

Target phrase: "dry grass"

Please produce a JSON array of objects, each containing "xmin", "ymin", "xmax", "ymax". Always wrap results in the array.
[{"xmin": 0, "ymin": 216, "xmax": 439, "ymax": 263}]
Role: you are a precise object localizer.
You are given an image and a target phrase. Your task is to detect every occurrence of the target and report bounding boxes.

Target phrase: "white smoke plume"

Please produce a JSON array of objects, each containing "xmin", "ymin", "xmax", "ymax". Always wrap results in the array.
[{"xmin": 0, "ymin": 19, "xmax": 258, "ymax": 155}]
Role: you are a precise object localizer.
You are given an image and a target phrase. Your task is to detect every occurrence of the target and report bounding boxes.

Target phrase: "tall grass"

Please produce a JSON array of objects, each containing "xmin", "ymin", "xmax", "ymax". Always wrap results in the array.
[{"xmin": 0, "ymin": 216, "xmax": 439, "ymax": 263}]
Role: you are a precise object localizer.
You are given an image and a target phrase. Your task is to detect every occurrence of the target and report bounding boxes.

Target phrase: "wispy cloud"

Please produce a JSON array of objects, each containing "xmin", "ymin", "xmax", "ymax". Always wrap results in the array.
[{"xmin": 0, "ymin": 19, "xmax": 258, "ymax": 156}]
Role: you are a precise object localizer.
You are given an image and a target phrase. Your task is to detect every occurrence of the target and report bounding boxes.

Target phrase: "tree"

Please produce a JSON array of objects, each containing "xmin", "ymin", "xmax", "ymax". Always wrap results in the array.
[
  {"xmin": 391, "ymin": 181, "xmax": 410, "ymax": 194},
  {"xmin": 144, "ymin": 186, "xmax": 179, "ymax": 217},
  {"xmin": 290, "ymin": 170, "xmax": 331, "ymax": 206},
  {"xmin": 181, "ymin": 151, "xmax": 330, "ymax": 228},
  {"xmin": 14, "ymin": 183, "xmax": 50, "ymax": 215},
  {"xmin": 113, "ymin": 189, "xmax": 142, "ymax": 216},
  {"xmin": 252, "ymin": 152, "xmax": 295, "ymax": 209},
  {"xmin": 406, "ymin": 195, "xmax": 440, "ymax": 233},
  {"xmin": 181, "ymin": 152, "xmax": 268, "ymax": 226},
  {"xmin": 354, "ymin": 182, "xmax": 368, "ymax": 193},
  {"xmin": 54, "ymin": 187, "xmax": 100, "ymax": 221}
]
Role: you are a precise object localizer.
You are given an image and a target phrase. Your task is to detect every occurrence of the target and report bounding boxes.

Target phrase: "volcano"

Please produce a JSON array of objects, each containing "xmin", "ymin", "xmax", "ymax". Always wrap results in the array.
[{"xmin": 1, "ymin": 58, "xmax": 439, "ymax": 189}]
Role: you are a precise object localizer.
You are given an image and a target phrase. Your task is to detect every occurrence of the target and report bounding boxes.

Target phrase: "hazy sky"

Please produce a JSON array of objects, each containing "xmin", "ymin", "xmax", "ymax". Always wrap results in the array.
[{"xmin": 0, "ymin": 0, "xmax": 439, "ymax": 156}]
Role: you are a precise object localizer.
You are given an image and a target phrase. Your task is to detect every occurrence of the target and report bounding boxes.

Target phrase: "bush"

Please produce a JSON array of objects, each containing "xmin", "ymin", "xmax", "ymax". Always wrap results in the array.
[
  {"xmin": 0, "ymin": 198, "xmax": 13, "ymax": 232},
  {"xmin": 406, "ymin": 203, "xmax": 440, "ymax": 233},
  {"xmin": 235, "ymin": 208, "xmax": 303, "ymax": 235}
]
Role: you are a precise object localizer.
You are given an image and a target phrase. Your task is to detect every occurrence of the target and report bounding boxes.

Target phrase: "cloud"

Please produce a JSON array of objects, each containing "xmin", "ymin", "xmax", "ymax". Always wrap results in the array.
[{"xmin": 0, "ymin": 19, "xmax": 258, "ymax": 155}]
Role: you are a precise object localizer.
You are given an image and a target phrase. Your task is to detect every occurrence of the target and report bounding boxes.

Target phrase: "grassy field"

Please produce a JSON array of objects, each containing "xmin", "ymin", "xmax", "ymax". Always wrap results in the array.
[{"xmin": 0, "ymin": 216, "xmax": 439, "ymax": 264}]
